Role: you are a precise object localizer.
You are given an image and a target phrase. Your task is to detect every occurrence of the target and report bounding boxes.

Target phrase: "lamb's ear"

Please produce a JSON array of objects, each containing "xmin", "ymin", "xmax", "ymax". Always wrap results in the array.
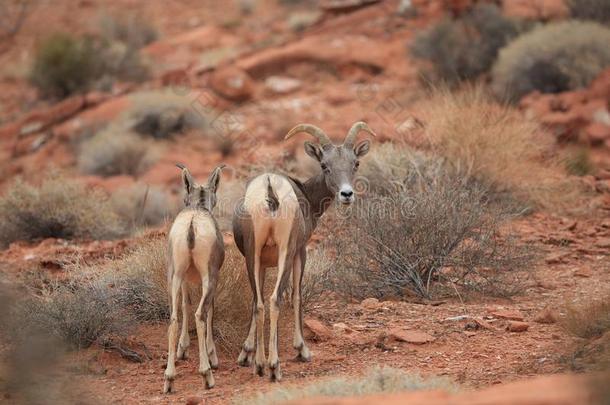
[
  {"xmin": 177, "ymin": 163, "xmax": 194, "ymax": 194},
  {"xmin": 304, "ymin": 141, "xmax": 323, "ymax": 162},
  {"xmin": 207, "ymin": 164, "xmax": 226, "ymax": 193}
]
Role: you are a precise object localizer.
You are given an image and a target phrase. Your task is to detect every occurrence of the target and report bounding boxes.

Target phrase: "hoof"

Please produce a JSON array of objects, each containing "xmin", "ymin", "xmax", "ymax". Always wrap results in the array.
[
  {"xmin": 200, "ymin": 369, "xmax": 215, "ymax": 390},
  {"xmin": 296, "ymin": 346, "xmax": 311, "ymax": 362},
  {"xmin": 163, "ymin": 378, "xmax": 174, "ymax": 394},
  {"xmin": 237, "ymin": 349, "xmax": 252, "ymax": 367},
  {"xmin": 255, "ymin": 363, "xmax": 265, "ymax": 377},
  {"xmin": 269, "ymin": 362, "xmax": 282, "ymax": 382}
]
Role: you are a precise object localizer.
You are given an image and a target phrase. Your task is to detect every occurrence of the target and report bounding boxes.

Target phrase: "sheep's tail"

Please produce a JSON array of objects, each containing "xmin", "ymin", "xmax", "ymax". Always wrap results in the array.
[{"xmin": 266, "ymin": 176, "xmax": 279, "ymax": 212}]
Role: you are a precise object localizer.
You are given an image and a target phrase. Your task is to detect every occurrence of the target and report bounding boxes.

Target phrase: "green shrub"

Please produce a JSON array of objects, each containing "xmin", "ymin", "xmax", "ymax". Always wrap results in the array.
[
  {"xmin": 564, "ymin": 147, "xmax": 594, "ymax": 177},
  {"xmin": 238, "ymin": 367, "xmax": 456, "ymax": 404},
  {"xmin": 0, "ymin": 174, "xmax": 126, "ymax": 247},
  {"xmin": 411, "ymin": 4, "xmax": 519, "ymax": 84},
  {"xmin": 568, "ymin": 0, "xmax": 610, "ymax": 24},
  {"xmin": 99, "ymin": 13, "xmax": 158, "ymax": 50},
  {"xmin": 492, "ymin": 21, "xmax": 610, "ymax": 101},
  {"xmin": 30, "ymin": 33, "xmax": 101, "ymax": 98}
]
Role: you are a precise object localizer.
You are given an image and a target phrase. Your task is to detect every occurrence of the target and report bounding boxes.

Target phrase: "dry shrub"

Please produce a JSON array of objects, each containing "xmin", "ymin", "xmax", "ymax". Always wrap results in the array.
[
  {"xmin": 78, "ymin": 129, "xmax": 158, "ymax": 176},
  {"xmin": 238, "ymin": 367, "xmax": 456, "ymax": 405},
  {"xmin": 0, "ymin": 174, "xmax": 126, "ymax": 247},
  {"xmin": 563, "ymin": 146, "xmax": 594, "ymax": 177},
  {"xmin": 99, "ymin": 13, "xmax": 158, "ymax": 50},
  {"xmin": 329, "ymin": 155, "xmax": 531, "ymax": 300},
  {"xmin": 411, "ymin": 4, "xmax": 520, "ymax": 84},
  {"xmin": 418, "ymin": 86, "xmax": 577, "ymax": 211},
  {"xmin": 492, "ymin": 21, "xmax": 610, "ymax": 101},
  {"xmin": 0, "ymin": 0, "xmax": 32, "ymax": 39},
  {"xmin": 568, "ymin": 0, "xmax": 610, "ymax": 24},
  {"xmin": 110, "ymin": 183, "xmax": 178, "ymax": 231},
  {"xmin": 128, "ymin": 90, "xmax": 211, "ymax": 139},
  {"xmin": 16, "ymin": 278, "xmax": 134, "ymax": 349}
]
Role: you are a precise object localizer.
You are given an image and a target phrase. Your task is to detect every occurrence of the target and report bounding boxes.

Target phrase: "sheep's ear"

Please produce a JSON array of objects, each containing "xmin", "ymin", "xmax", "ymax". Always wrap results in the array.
[
  {"xmin": 304, "ymin": 141, "xmax": 323, "ymax": 162},
  {"xmin": 354, "ymin": 140, "xmax": 370, "ymax": 158},
  {"xmin": 207, "ymin": 164, "xmax": 226, "ymax": 193},
  {"xmin": 177, "ymin": 164, "xmax": 194, "ymax": 194}
]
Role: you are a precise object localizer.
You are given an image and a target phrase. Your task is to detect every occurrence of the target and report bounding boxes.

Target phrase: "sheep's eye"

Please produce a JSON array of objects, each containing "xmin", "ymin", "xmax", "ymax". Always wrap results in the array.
[
  {"xmin": 321, "ymin": 163, "xmax": 329, "ymax": 172},
  {"xmin": 355, "ymin": 161, "xmax": 360, "ymax": 169}
]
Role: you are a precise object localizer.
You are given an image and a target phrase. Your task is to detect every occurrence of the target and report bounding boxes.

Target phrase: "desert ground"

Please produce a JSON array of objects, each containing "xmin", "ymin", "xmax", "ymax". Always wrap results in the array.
[{"xmin": 0, "ymin": 0, "xmax": 609, "ymax": 404}]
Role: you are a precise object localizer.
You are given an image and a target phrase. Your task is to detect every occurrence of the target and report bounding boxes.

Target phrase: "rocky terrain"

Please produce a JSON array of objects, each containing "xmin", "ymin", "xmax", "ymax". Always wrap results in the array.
[{"xmin": 0, "ymin": 0, "xmax": 609, "ymax": 404}]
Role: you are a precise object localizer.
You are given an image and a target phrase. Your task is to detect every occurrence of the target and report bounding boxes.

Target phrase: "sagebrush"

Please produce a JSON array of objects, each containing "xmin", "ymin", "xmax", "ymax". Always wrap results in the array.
[
  {"xmin": 492, "ymin": 21, "xmax": 610, "ymax": 101},
  {"xmin": 110, "ymin": 184, "xmax": 178, "ymax": 231},
  {"xmin": 568, "ymin": 0, "xmax": 610, "ymax": 24},
  {"xmin": 0, "ymin": 175, "xmax": 126, "ymax": 247}
]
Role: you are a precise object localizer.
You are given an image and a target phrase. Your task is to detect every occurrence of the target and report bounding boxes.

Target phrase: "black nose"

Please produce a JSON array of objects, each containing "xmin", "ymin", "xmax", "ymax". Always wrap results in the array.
[{"xmin": 340, "ymin": 190, "xmax": 354, "ymax": 198}]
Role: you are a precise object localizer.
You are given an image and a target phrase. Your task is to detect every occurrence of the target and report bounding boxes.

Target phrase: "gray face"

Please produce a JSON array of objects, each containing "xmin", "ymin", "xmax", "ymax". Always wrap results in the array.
[{"xmin": 304, "ymin": 141, "xmax": 370, "ymax": 205}]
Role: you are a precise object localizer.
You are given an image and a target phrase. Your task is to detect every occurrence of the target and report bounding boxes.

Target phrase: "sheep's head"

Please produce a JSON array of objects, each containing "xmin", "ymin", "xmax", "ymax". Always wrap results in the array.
[
  {"xmin": 176, "ymin": 163, "xmax": 225, "ymax": 211},
  {"xmin": 285, "ymin": 122, "xmax": 375, "ymax": 205}
]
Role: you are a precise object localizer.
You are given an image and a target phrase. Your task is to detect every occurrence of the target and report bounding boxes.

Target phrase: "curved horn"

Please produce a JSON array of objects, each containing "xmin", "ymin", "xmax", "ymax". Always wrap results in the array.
[
  {"xmin": 284, "ymin": 124, "xmax": 332, "ymax": 146},
  {"xmin": 343, "ymin": 121, "xmax": 376, "ymax": 147}
]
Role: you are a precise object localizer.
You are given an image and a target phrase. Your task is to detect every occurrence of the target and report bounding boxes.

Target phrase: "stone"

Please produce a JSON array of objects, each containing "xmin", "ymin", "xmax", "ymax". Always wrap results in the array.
[
  {"xmin": 585, "ymin": 122, "xmax": 610, "ymax": 144},
  {"xmin": 332, "ymin": 322, "xmax": 354, "ymax": 334},
  {"xmin": 264, "ymin": 76, "xmax": 302, "ymax": 94},
  {"xmin": 185, "ymin": 396, "xmax": 203, "ymax": 405},
  {"xmin": 209, "ymin": 66, "xmax": 254, "ymax": 102},
  {"xmin": 573, "ymin": 267, "xmax": 593, "ymax": 278},
  {"xmin": 534, "ymin": 308, "xmax": 558, "ymax": 324},
  {"xmin": 303, "ymin": 318, "xmax": 332, "ymax": 342},
  {"xmin": 389, "ymin": 328, "xmax": 435, "ymax": 344},
  {"xmin": 503, "ymin": 0, "xmax": 569, "ymax": 20},
  {"xmin": 595, "ymin": 238, "xmax": 610, "ymax": 248},
  {"xmin": 506, "ymin": 321, "xmax": 529, "ymax": 332},
  {"xmin": 360, "ymin": 297, "xmax": 381, "ymax": 310},
  {"xmin": 490, "ymin": 309, "xmax": 525, "ymax": 321}
]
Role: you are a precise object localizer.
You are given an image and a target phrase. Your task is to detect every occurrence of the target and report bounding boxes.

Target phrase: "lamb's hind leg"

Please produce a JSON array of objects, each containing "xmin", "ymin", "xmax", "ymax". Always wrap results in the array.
[
  {"xmin": 292, "ymin": 248, "xmax": 310, "ymax": 362},
  {"xmin": 206, "ymin": 302, "xmax": 218, "ymax": 369},
  {"xmin": 195, "ymin": 274, "xmax": 214, "ymax": 389},
  {"xmin": 237, "ymin": 299, "xmax": 256, "ymax": 367},
  {"xmin": 177, "ymin": 282, "xmax": 190, "ymax": 360},
  {"xmin": 163, "ymin": 268, "xmax": 185, "ymax": 393}
]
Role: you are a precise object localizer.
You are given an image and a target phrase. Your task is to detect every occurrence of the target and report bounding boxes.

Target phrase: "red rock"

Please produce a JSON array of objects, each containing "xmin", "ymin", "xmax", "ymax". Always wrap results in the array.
[
  {"xmin": 506, "ymin": 321, "xmax": 529, "ymax": 332},
  {"xmin": 209, "ymin": 66, "xmax": 254, "ymax": 102},
  {"xmin": 389, "ymin": 328, "xmax": 435, "ymax": 344},
  {"xmin": 585, "ymin": 122, "xmax": 610, "ymax": 144},
  {"xmin": 490, "ymin": 309, "xmax": 525, "ymax": 321},
  {"xmin": 503, "ymin": 0, "xmax": 569, "ymax": 20},
  {"xmin": 304, "ymin": 318, "xmax": 332, "ymax": 342},
  {"xmin": 360, "ymin": 297, "xmax": 380, "ymax": 309},
  {"xmin": 185, "ymin": 396, "xmax": 203, "ymax": 405},
  {"xmin": 534, "ymin": 308, "xmax": 558, "ymax": 324},
  {"xmin": 573, "ymin": 267, "xmax": 593, "ymax": 278}
]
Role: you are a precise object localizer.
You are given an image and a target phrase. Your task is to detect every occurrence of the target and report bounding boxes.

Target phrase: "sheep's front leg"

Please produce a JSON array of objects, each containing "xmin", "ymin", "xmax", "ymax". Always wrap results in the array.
[
  {"xmin": 195, "ymin": 275, "xmax": 214, "ymax": 389},
  {"xmin": 269, "ymin": 247, "xmax": 294, "ymax": 382},
  {"xmin": 163, "ymin": 274, "xmax": 183, "ymax": 393},
  {"xmin": 292, "ymin": 250, "xmax": 310, "ymax": 362},
  {"xmin": 177, "ymin": 282, "xmax": 190, "ymax": 360}
]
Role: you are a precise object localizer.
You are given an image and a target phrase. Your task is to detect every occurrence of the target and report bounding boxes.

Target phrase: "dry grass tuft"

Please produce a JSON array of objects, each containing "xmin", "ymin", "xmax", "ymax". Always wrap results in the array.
[
  {"xmin": 110, "ymin": 183, "xmax": 178, "ymax": 231},
  {"xmin": 418, "ymin": 86, "xmax": 579, "ymax": 212},
  {"xmin": 0, "ymin": 174, "xmax": 126, "ymax": 247},
  {"xmin": 238, "ymin": 367, "xmax": 456, "ymax": 404},
  {"xmin": 492, "ymin": 21, "xmax": 610, "ymax": 101},
  {"xmin": 564, "ymin": 296, "xmax": 610, "ymax": 340}
]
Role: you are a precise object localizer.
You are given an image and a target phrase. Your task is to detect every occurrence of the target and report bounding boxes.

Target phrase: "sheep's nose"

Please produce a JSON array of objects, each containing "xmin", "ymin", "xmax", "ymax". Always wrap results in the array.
[{"xmin": 340, "ymin": 189, "xmax": 354, "ymax": 198}]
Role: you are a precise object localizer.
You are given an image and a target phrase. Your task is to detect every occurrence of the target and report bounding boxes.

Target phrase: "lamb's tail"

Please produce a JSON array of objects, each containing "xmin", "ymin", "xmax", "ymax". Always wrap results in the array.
[
  {"xmin": 266, "ymin": 176, "xmax": 279, "ymax": 212},
  {"xmin": 187, "ymin": 218, "xmax": 195, "ymax": 250}
]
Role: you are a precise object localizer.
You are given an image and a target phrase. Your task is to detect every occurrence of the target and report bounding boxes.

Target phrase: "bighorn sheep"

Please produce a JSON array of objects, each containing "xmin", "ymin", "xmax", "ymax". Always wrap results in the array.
[
  {"xmin": 164, "ymin": 164, "xmax": 226, "ymax": 393},
  {"xmin": 232, "ymin": 121, "xmax": 375, "ymax": 381}
]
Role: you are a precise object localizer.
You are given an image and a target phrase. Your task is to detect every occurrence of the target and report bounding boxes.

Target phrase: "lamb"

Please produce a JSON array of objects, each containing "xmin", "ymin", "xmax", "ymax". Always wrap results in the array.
[
  {"xmin": 232, "ymin": 122, "xmax": 375, "ymax": 381},
  {"xmin": 163, "ymin": 164, "xmax": 226, "ymax": 393}
]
